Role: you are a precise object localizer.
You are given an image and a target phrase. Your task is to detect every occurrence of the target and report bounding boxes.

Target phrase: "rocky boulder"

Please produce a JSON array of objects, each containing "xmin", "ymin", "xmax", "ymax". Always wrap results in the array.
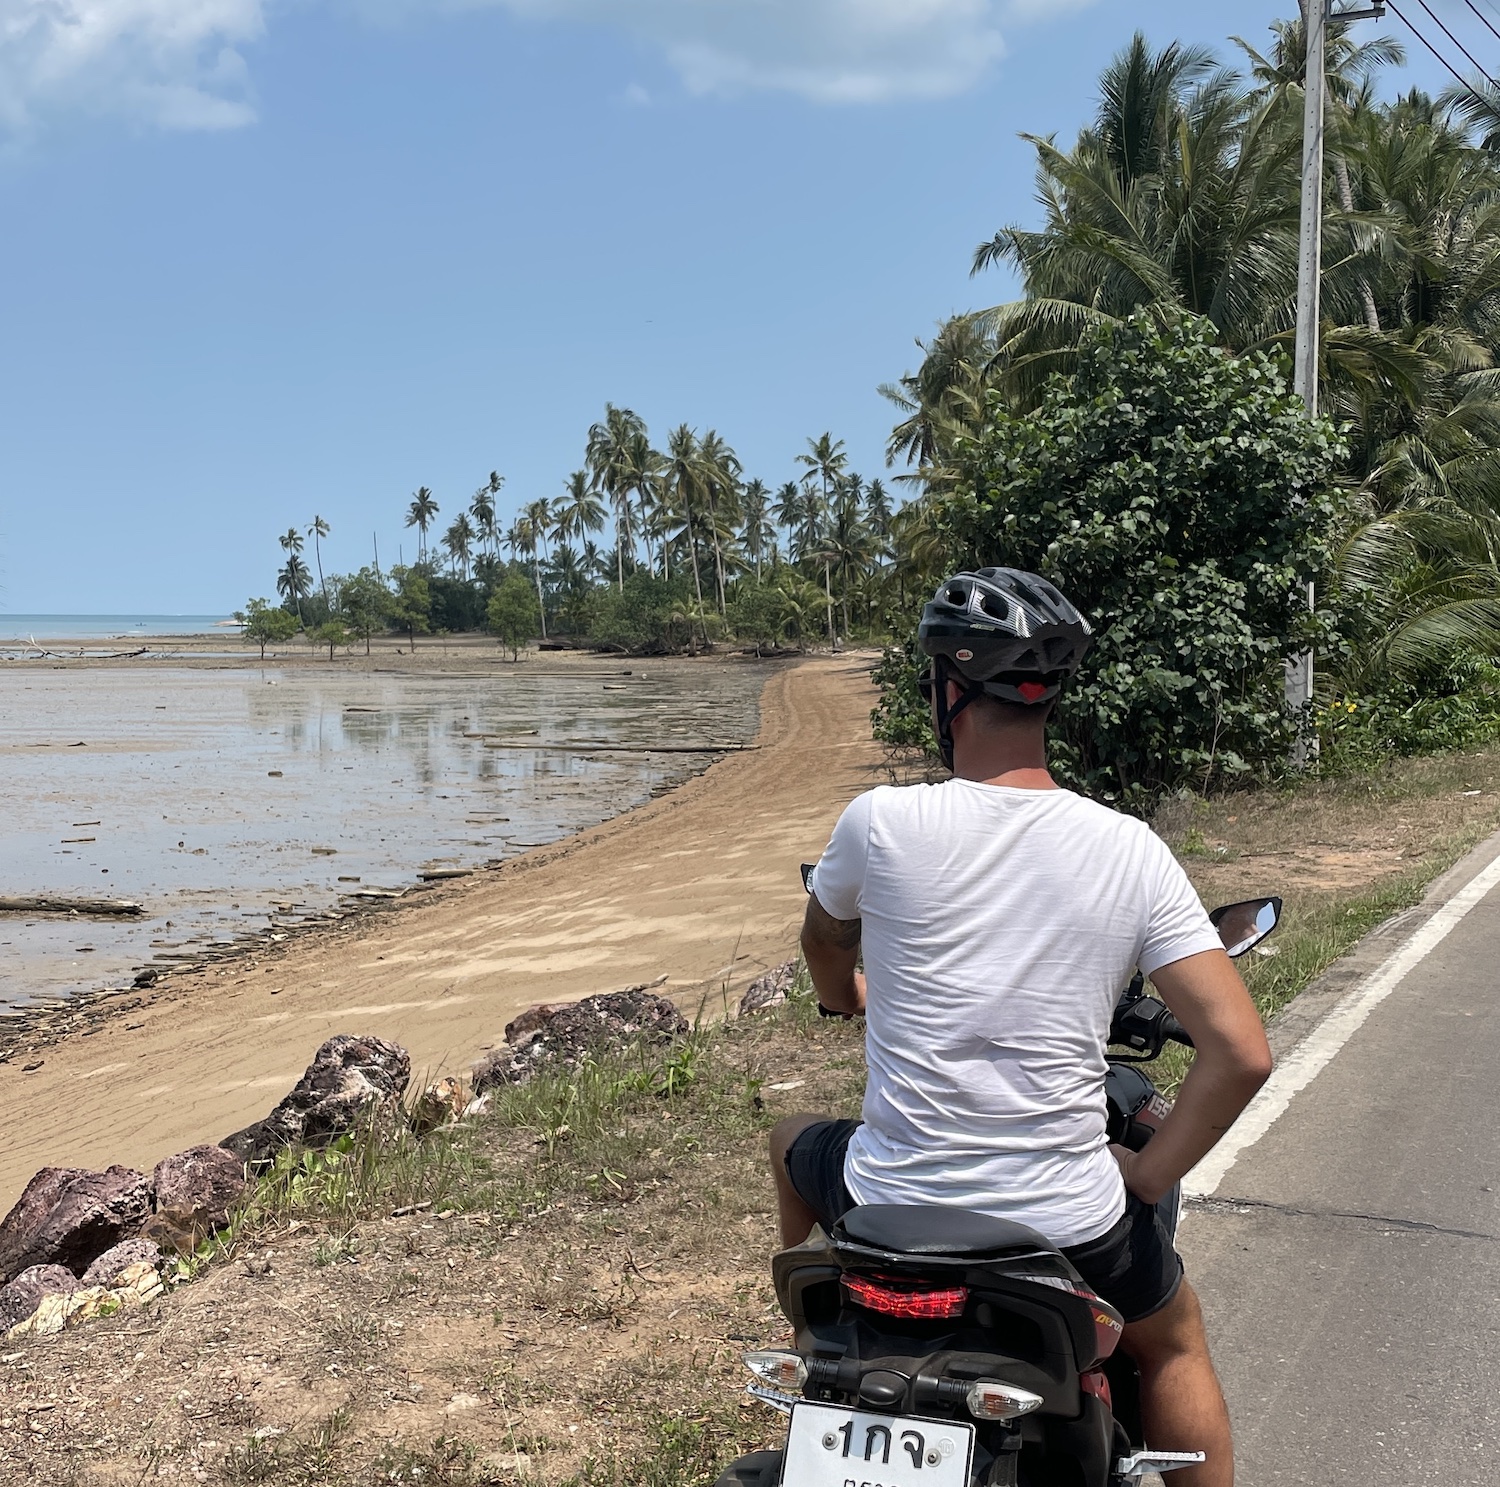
[
  {"xmin": 152, "ymin": 1145, "xmax": 247, "ymax": 1229},
  {"xmin": 0, "ymin": 1265, "xmax": 78, "ymax": 1334},
  {"xmin": 0, "ymin": 1166, "xmax": 152, "ymax": 1285},
  {"xmin": 409, "ymin": 1077, "xmax": 471, "ymax": 1135},
  {"xmin": 221, "ymin": 1033, "xmax": 411, "ymax": 1164},
  {"xmin": 81, "ymin": 1238, "xmax": 162, "ymax": 1289},
  {"xmin": 473, "ymin": 986, "xmax": 689, "ymax": 1089},
  {"xmin": 739, "ymin": 960, "xmax": 798, "ymax": 1016}
]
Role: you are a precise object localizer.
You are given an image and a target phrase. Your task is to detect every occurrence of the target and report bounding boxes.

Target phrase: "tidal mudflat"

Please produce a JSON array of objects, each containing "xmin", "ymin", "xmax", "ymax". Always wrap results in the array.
[{"xmin": 0, "ymin": 658, "xmax": 763, "ymax": 1011}]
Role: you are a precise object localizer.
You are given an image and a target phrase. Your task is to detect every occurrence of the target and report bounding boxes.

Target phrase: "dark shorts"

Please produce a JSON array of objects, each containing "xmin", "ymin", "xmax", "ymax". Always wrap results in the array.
[{"xmin": 783, "ymin": 1118, "xmax": 1183, "ymax": 1325}]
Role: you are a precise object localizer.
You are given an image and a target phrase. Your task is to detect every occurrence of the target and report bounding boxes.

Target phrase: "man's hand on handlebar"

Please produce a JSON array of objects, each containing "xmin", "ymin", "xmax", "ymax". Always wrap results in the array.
[{"xmin": 801, "ymin": 894, "xmax": 866, "ymax": 1017}]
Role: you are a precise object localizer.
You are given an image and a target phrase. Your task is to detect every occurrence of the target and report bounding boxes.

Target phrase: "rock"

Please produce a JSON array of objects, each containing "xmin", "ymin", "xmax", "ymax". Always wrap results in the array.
[
  {"xmin": 81, "ymin": 1238, "xmax": 161, "ymax": 1288},
  {"xmin": 0, "ymin": 1166, "xmax": 152, "ymax": 1285},
  {"xmin": 151, "ymin": 1145, "xmax": 246, "ymax": 1229},
  {"xmin": 220, "ymin": 1034, "xmax": 411, "ymax": 1164},
  {"xmin": 8, "ymin": 1290, "xmax": 72, "ymax": 1338},
  {"xmin": 141, "ymin": 1206, "xmax": 217, "ymax": 1256},
  {"xmin": 110, "ymin": 1261, "xmax": 164, "ymax": 1306},
  {"xmin": 473, "ymin": 987, "xmax": 689, "ymax": 1089},
  {"xmin": 0, "ymin": 1265, "xmax": 78, "ymax": 1333},
  {"xmin": 410, "ymin": 1078, "xmax": 470, "ymax": 1135},
  {"xmin": 739, "ymin": 960, "xmax": 798, "ymax": 1016},
  {"xmin": 503, "ymin": 1003, "xmax": 570, "ymax": 1046}
]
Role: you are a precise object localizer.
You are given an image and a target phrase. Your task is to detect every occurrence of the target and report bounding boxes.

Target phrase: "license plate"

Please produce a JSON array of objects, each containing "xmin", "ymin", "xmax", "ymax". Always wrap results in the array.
[{"xmin": 781, "ymin": 1401, "xmax": 974, "ymax": 1487}]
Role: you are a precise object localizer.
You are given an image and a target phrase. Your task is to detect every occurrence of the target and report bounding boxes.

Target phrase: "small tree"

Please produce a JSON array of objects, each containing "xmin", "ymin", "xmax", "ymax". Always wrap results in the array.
[
  {"xmin": 308, "ymin": 620, "xmax": 351, "ymax": 661},
  {"xmin": 486, "ymin": 573, "xmax": 540, "ymax": 661},
  {"xmin": 238, "ymin": 598, "xmax": 298, "ymax": 660},
  {"xmin": 387, "ymin": 565, "xmax": 432, "ymax": 648},
  {"xmin": 728, "ymin": 579, "xmax": 787, "ymax": 656},
  {"xmin": 339, "ymin": 568, "xmax": 389, "ymax": 655},
  {"xmin": 887, "ymin": 312, "xmax": 1345, "ymax": 809}
]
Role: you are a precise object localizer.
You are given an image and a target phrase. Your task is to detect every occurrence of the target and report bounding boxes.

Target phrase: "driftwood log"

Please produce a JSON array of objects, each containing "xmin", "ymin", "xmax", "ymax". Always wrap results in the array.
[{"xmin": 0, "ymin": 896, "xmax": 143, "ymax": 917}]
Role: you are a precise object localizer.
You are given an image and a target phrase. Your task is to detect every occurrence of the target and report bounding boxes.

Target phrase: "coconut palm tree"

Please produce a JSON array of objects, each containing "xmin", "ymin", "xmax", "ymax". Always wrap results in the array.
[
  {"xmin": 405, "ymin": 487, "xmax": 439, "ymax": 562},
  {"xmin": 522, "ymin": 497, "xmax": 556, "ymax": 638},
  {"xmin": 586, "ymin": 404, "xmax": 649, "ymax": 590},
  {"xmin": 277, "ymin": 554, "xmax": 312, "ymax": 625},
  {"xmin": 470, "ymin": 476, "xmax": 501, "ymax": 560},
  {"xmin": 442, "ymin": 514, "xmax": 475, "ymax": 579},
  {"xmin": 795, "ymin": 434, "xmax": 847, "ymax": 642},
  {"xmin": 697, "ymin": 429, "xmax": 742, "ymax": 614},
  {"xmin": 557, "ymin": 470, "xmax": 607, "ymax": 548},
  {"xmin": 662, "ymin": 425, "xmax": 711, "ymax": 643},
  {"xmin": 740, "ymin": 478, "xmax": 776, "ymax": 577},
  {"xmin": 306, "ymin": 515, "xmax": 331, "ymax": 607}
]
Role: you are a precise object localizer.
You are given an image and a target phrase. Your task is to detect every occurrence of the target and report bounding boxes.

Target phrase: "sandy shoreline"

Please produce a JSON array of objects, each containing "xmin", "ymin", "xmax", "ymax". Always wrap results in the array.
[{"xmin": 0, "ymin": 653, "xmax": 885, "ymax": 1209}]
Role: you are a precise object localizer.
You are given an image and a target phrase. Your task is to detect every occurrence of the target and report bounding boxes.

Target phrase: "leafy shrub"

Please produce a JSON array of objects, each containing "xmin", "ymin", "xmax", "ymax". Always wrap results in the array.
[
  {"xmin": 588, "ymin": 572, "xmax": 697, "ymax": 653},
  {"xmin": 886, "ymin": 312, "xmax": 1345, "ymax": 810},
  {"xmin": 1319, "ymin": 657, "xmax": 1500, "ymax": 773}
]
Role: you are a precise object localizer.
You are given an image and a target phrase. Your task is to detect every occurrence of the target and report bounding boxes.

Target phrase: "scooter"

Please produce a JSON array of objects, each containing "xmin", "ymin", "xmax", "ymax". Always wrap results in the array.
[{"xmin": 717, "ymin": 890, "xmax": 1281, "ymax": 1487}]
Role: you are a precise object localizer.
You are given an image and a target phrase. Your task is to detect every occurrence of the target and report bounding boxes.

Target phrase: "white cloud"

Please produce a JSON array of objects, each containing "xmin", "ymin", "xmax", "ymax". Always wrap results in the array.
[
  {"xmin": 489, "ymin": 0, "xmax": 1007, "ymax": 103},
  {"xmin": 0, "ymin": 0, "xmax": 263, "ymax": 136},
  {"xmin": 0, "ymin": 0, "xmax": 1010, "ymax": 141}
]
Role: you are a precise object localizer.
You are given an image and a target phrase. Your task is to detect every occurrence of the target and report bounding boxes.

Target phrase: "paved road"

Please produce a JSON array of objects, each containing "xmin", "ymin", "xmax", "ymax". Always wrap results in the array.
[{"xmin": 1182, "ymin": 845, "xmax": 1500, "ymax": 1485}]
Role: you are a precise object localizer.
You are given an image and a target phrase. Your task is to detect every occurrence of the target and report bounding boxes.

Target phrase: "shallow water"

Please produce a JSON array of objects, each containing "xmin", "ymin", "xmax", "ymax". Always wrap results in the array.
[{"xmin": 0, "ymin": 662, "xmax": 764, "ymax": 1011}]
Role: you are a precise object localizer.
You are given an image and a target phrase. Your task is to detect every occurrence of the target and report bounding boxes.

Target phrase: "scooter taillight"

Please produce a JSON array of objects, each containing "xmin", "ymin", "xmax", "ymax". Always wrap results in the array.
[{"xmin": 842, "ymin": 1275, "xmax": 969, "ymax": 1320}]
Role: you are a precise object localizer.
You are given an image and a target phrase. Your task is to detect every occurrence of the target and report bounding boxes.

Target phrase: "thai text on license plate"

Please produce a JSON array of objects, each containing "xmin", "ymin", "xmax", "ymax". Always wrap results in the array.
[{"xmin": 781, "ymin": 1401, "xmax": 975, "ymax": 1487}]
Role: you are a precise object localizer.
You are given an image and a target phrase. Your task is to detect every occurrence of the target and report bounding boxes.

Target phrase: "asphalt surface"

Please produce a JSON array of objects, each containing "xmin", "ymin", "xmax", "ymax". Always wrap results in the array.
[{"xmin": 1182, "ymin": 842, "xmax": 1500, "ymax": 1485}]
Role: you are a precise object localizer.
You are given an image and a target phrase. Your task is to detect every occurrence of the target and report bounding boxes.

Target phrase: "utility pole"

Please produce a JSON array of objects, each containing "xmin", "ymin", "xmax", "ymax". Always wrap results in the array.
[{"xmin": 1286, "ymin": 0, "xmax": 1385, "ymax": 757}]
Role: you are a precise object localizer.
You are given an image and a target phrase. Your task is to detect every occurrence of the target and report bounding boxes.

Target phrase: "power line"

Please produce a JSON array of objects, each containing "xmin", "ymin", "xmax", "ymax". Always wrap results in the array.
[
  {"xmin": 1465, "ymin": 0, "xmax": 1500, "ymax": 48},
  {"xmin": 1387, "ymin": 0, "xmax": 1494, "ymax": 102},
  {"xmin": 1413, "ymin": 0, "xmax": 1498, "ymax": 85}
]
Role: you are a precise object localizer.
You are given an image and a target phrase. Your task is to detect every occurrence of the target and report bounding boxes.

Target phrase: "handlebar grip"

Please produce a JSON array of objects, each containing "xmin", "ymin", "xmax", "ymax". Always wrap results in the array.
[{"xmin": 1163, "ymin": 1012, "xmax": 1194, "ymax": 1049}]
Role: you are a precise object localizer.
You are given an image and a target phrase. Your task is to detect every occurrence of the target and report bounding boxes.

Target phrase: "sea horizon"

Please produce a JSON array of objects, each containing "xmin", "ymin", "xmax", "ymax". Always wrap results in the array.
[{"xmin": 0, "ymin": 613, "xmax": 237, "ymax": 641}]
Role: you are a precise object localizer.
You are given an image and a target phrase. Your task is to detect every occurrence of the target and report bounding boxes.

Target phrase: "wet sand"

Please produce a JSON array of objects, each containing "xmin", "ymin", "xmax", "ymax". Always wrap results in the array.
[
  {"xmin": 0, "ymin": 653, "xmax": 885, "ymax": 1209},
  {"xmin": 0, "ymin": 655, "xmax": 764, "ymax": 1009}
]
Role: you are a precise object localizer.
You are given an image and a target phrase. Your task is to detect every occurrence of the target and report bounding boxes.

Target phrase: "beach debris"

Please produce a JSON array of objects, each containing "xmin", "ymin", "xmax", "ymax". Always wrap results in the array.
[
  {"xmin": 4, "ymin": 1262, "xmax": 163, "ymax": 1340},
  {"xmin": 418, "ymin": 867, "xmax": 471, "ymax": 881},
  {"xmin": 81, "ymin": 1237, "xmax": 161, "ymax": 1288},
  {"xmin": 409, "ymin": 1077, "xmax": 471, "ymax": 1135},
  {"xmin": 312, "ymin": 846, "xmax": 338, "ymax": 855},
  {"xmin": 473, "ymin": 983, "xmax": 687, "ymax": 1090},
  {"xmin": 267, "ymin": 770, "xmax": 283, "ymax": 777},
  {"xmin": 220, "ymin": 1033, "xmax": 412, "ymax": 1165},
  {"xmin": 0, "ymin": 895, "xmax": 143, "ymax": 917},
  {"xmin": 0, "ymin": 1265, "xmax": 78, "ymax": 1334},
  {"xmin": 739, "ymin": 960, "xmax": 799, "ymax": 1017},
  {"xmin": 0, "ymin": 1165, "xmax": 152, "ymax": 1286},
  {"xmin": 151, "ymin": 1146, "xmax": 247, "ymax": 1232}
]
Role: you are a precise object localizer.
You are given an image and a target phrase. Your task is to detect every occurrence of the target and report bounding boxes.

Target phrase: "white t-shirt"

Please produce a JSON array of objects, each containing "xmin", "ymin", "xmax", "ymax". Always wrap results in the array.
[{"xmin": 809, "ymin": 779, "xmax": 1222, "ymax": 1248}]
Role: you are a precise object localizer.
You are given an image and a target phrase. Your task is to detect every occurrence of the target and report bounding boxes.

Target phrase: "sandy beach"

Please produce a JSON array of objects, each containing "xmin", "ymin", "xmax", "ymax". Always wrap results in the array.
[{"xmin": 0, "ymin": 652, "xmax": 885, "ymax": 1209}]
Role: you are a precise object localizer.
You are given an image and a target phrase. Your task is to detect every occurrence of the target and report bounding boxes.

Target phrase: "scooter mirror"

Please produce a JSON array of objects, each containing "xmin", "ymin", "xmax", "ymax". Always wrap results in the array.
[{"xmin": 1208, "ymin": 896, "xmax": 1283, "ymax": 958}]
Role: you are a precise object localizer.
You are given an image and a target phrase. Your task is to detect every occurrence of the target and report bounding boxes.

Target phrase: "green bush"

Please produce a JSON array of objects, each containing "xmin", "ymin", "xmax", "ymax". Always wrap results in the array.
[
  {"xmin": 884, "ymin": 312, "xmax": 1345, "ymax": 810},
  {"xmin": 588, "ymin": 572, "xmax": 696, "ymax": 653},
  {"xmin": 1319, "ymin": 657, "xmax": 1500, "ymax": 773}
]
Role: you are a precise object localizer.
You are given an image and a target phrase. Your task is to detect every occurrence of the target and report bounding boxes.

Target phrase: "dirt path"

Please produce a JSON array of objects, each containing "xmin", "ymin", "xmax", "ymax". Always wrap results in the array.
[{"xmin": 0, "ymin": 654, "xmax": 885, "ymax": 1209}]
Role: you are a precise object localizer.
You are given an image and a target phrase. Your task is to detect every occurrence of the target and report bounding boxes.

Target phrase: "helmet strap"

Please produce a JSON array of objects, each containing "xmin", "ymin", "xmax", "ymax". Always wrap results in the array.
[{"xmin": 931, "ymin": 658, "xmax": 985, "ymax": 772}]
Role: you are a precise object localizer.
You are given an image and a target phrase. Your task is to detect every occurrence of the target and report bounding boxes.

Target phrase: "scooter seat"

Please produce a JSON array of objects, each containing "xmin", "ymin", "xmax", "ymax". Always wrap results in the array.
[{"xmin": 833, "ymin": 1204, "xmax": 1059, "ymax": 1258}]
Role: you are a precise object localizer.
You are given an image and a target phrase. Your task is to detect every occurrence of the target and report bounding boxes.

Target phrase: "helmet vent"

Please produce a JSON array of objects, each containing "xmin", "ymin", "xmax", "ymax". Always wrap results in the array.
[
  {"xmin": 976, "ymin": 592, "xmax": 1009, "ymax": 622},
  {"xmin": 944, "ymin": 585, "xmax": 970, "ymax": 606}
]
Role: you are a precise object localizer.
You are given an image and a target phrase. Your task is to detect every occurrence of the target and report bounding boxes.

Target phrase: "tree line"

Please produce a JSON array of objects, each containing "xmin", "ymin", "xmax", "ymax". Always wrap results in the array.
[
  {"xmin": 238, "ymin": 423, "xmax": 903, "ymax": 660},
  {"xmin": 871, "ymin": 19, "xmax": 1500, "ymax": 802}
]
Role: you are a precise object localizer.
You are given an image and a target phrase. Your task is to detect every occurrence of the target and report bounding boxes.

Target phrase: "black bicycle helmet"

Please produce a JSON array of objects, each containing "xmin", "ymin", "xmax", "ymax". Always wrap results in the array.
[{"xmin": 918, "ymin": 567, "xmax": 1092, "ymax": 768}]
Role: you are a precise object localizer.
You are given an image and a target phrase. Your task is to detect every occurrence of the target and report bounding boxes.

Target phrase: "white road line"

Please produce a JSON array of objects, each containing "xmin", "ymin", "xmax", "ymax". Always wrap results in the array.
[{"xmin": 1184, "ymin": 849, "xmax": 1500, "ymax": 1198}]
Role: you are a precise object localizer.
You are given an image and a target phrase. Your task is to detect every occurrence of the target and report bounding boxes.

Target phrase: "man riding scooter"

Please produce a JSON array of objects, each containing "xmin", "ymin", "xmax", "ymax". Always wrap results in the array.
[{"xmin": 771, "ymin": 567, "xmax": 1272, "ymax": 1487}]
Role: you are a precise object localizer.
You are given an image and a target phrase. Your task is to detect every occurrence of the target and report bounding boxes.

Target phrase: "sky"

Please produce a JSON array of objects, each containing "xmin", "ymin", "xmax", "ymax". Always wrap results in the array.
[{"xmin": 0, "ymin": 0, "xmax": 1479, "ymax": 613}]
